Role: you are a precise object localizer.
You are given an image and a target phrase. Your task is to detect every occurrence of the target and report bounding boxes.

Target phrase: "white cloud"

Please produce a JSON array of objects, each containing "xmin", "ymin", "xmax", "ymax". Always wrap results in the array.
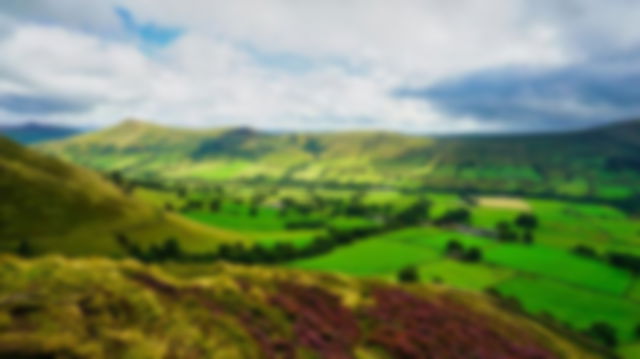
[{"xmin": 0, "ymin": 0, "xmax": 638, "ymax": 132}]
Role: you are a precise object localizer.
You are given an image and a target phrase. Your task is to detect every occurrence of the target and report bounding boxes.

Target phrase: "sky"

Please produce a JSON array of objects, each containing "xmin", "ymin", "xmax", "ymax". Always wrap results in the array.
[{"xmin": 0, "ymin": 0, "xmax": 640, "ymax": 133}]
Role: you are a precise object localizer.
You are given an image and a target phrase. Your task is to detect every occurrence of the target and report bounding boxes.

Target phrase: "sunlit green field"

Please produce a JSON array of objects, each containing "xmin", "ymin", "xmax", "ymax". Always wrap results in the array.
[
  {"xmin": 290, "ymin": 238, "xmax": 441, "ymax": 275},
  {"xmin": 496, "ymin": 277, "xmax": 640, "ymax": 342}
]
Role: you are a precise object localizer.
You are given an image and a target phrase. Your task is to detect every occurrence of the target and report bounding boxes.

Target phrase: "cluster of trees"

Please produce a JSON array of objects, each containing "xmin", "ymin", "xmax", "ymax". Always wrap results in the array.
[
  {"xmin": 391, "ymin": 198, "xmax": 431, "ymax": 227},
  {"xmin": 433, "ymin": 208, "xmax": 470, "ymax": 226},
  {"xmin": 115, "ymin": 224, "xmax": 388, "ymax": 264},
  {"xmin": 583, "ymin": 322, "xmax": 618, "ymax": 347},
  {"xmin": 608, "ymin": 252, "xmax": 640, "ymax": 275},
  {"xmin": 445, "ymin": 240, "xmax": 482, "ymax": 262},
  {"xmin": 495, "ymin": 213, "xmax": 538, "ymax": 244},
  {"xmin": 107, "ymin": 171, "xmax": 136, "ymax": 195},
  {"xmin": 116, "ymin": 234, "xmax": 183, "ymax": 262},
  {"xmin": 572, "ymin": 245, "xmax": 640, "ymax": 275}
]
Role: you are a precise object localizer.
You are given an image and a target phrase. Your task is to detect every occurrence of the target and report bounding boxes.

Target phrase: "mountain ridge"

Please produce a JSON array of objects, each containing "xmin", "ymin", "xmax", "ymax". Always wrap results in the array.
[{"xmin": 36, "ymin": 118, "xmax": 640, "ymax": 201}]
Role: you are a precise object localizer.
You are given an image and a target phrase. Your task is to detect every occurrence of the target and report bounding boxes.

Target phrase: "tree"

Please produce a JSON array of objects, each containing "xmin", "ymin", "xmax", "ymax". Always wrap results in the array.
[
  {"xmin": 445, "ymin": 239, "xmax": 464, "ymax": 258},
  {"xmin": 272, "ymin": 242, "xmax": 297, "ymax": 262},
  {"xmin": 397, "ymin": 266, "xmax": 419, "ymax": 283},
  {"xmin": 522, "ymin": 230, "xmax": 534, "ymax": 245},
  {"xmin": 394, "ymin": 197, "xmax": 431, "ymax": 226},
  {"xmin": 572, "ymin": 245, "xmax": 598, "ymax": 258},
  {"xmin": 209, "ymin": 198, "xmax": 222, "ymax": 212},
  {"xmin": 248, "ymin": 205, "xmax": 259, "ymax": 217},
  {"xmin": 584, "ymin": 322, "xmax": 617, "ymax": 347},
  {"xmin": 162, "ymin": 237, "xmax": 182, "ymax": 259},
  {"xmin": 463, "ymin": 247, "xmax": 483, "ymax": 262},
  {"xmin": 607, "ymin": 252, "xmax": 640, "ymax": 275},
  {"xmin": 109, "ymin": 171, "xmax": 124, "ymax": 187},
  {"xmin": 17, "ymin": 239, "xmax": 33, "ymax": 257},
  {"xmin": 115, "ymin": 232, "xmax": 130, "ymax": 248},
  {"xmin": 495, "ymin": 221, "xmax": 518, "ymax": 242},
  {"xmin": 635, "ymin": 323, "xmax": 640, "ymax": 339},
  {"xmin": 515, "ymin": 213, "xmax": 538, "ymax": 231},
  {"xmin": 434, "ymin": 208, "xmax": 470, "ymax": 226}
]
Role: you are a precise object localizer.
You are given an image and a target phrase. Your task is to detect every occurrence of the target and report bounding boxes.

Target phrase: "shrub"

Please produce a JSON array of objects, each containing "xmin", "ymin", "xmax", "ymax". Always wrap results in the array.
[
  {"xmin": 572, "ymin": 245, "xmax": 598, "ymax": 258},
  {"xmin": 584, "ymin": 322, "xmax": 617, "ymax": 347},
  {"xmin": 515, "ymin": 213, "xmax": 538, "ymax": 231},
  {"xmin": 16, "ymin": 239, "xmax": 33, "ymax": 257},
  {"xmin": 463, "ymin": 247, "xmax": 483, "ymax": 262},
  {"xmin": 434, "ymin": 208, "xmax": 470, "ymax": 226},
  {"xmin": 495, "ymin": 221, "xmax": 518, "ymax": 241},
  {"xmin": 397, "ymin": 266, "xmax": 419, "ymax": 283}
]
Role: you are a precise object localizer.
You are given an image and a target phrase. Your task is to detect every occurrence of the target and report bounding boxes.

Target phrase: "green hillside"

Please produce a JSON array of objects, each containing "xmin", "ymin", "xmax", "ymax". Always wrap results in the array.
[
  {"xmin": 38, "ymin": 119, "xmax": 640, "ymax": 202},
  {"xmin": 0, "ymin": 255, "xmax": 605, "ymax": 359},
  {"xmin": 0, "ymin": 136, "xmax": 247, "ymax": 256}
]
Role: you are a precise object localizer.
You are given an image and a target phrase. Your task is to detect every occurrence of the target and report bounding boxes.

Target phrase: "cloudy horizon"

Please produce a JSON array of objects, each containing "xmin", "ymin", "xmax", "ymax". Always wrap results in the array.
[{"xmin": 1, "ymin": 0, "xmax": 640, "ymax": 133}]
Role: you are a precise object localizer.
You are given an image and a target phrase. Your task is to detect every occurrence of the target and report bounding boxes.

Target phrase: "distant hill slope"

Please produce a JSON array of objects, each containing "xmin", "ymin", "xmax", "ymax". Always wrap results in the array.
[
  {"xmin": 38, "ymin": 119, "xmax": 640, "ymax": 200},
  {"xmin": 0, "ymin": 255, "xmax": 604, "ymax": 359},
  {"xmin": 0, "ymin": 136, "xmax": 246, "ymax": 256},
  {"xmin": 0, "ymin": 122, "xmax": 81, "ymax": 144}
]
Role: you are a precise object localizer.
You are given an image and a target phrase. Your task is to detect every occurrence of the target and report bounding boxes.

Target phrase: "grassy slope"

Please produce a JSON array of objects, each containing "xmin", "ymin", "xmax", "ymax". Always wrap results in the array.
[
  {"xmin": 37, "ymin": 119, "xmax": 640, "ymax": 198},
  {"xmin": 0, "ymin": 136, "xmax": 247, "ymax": 256},
  {"xmin": 0, "ymin": 255, "xmax": 604, "ymax": 359}
]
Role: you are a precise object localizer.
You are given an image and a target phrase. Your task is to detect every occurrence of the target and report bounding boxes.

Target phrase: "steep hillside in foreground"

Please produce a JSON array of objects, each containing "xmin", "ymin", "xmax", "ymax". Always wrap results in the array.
[
  {"xmin": 38, "ymin": 119, "xmax": 640, "ymax": 200},
  {"xmin": 0, "ymin": 255, "xmax": 605, "ymax": 359},
  {"xmin": 0, "ymin": 136, "xmax": 247, "ymax": 256}
]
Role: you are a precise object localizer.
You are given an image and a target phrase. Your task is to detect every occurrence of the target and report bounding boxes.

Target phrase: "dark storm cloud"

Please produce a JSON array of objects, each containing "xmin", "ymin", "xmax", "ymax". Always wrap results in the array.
[
  {"xmin": 0, "ymin": 94, "xmax": 92, "ymax": 115},
  {"xmin": 396, "ymin": 48, "xmax": 640, "ymax": 130}
]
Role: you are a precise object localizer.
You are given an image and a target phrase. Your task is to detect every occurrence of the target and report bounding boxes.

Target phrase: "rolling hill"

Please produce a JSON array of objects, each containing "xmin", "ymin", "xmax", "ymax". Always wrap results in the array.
[
  {"xmin": 37, "ymin": 119, "xmax": 640, "ymax": 201},
  {"xmin": 0, "ymin": 136, "xmax": 247, "ymax": 256},
  {"xmin": 0, "ymin": 254, "xmax": 606, "ymax": 359}
]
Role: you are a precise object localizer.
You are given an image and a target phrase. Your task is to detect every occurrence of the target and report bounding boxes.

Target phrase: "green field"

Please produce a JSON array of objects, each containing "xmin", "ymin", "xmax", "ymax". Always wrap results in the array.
[
  {"xmin": 290, "ymin": 238, "xmax": 441, "ymax": 276},
  {"xmin": 418, "ymin": 260, "xmax": 514, "ymax": 290},
  {"xmin": 496, "ymin": 276, "xmax": 640, "ymax": 343},
  {"xmin": 484, "ymin": 244, "xmax": 632, "ymax": 295}
]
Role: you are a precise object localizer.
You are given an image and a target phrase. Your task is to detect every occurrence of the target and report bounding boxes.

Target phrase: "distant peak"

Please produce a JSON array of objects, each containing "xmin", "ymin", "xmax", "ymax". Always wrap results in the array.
[{"xmin": 118, "ymin": 118, "xmax": 153, "ymax": 127}]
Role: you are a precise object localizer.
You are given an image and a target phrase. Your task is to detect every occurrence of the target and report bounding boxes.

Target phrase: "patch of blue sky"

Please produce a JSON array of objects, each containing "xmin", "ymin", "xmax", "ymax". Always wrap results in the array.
[{"xmin": 115, "ymin": 6, "xmax": 182, "ymax": 49}]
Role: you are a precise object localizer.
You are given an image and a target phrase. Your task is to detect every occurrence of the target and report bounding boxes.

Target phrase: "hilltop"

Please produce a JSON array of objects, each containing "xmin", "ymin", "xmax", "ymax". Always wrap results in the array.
[
  {"xmin": 0, "ymin": 255, "xmax": 604, "ymax": 359},
  {"xmin": 38, "ymin": 118, "xmax": 640, "ymax": 201},
  {"xmin": 0, "ymin": 136, "xmax": 246, "ymax": 256}
]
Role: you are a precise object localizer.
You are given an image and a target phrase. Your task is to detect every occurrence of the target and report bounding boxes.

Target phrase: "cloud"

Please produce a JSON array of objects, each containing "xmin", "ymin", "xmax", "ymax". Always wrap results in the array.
[
  {"xmin": 397, "ymin": 47, "xmax": 640, "ymax": 131},
  {"xmin": 0, "ymin": 0, "xmax": 639, "ymax": 132},
  {"xmin": 0, "ymin": 94, "xmax": 91, "ymax": 114}
]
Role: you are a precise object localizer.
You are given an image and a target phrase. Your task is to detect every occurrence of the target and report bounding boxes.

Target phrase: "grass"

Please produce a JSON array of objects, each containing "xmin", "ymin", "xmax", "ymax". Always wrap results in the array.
[
  {"xmin": 184, "ymin": 210, "xmax": 286, "ymax": 231},
  {"xmin": 472, "ymin": 207, "xmax": 522, "ymax": 229},
  {"xmin": 496, "ymin": 276, "xmax": 640, "ymax": 343},
  {"xmin": 417, "ymin": 259, "xmax": 514, "ymax": 291},
  {"xmin": 329, "ymin": 217, "xmax": 378, "ymax": 230},
  {"xmin": 484, "ymin": 244, "xmax": 631, "ymax": 295},
  {"xmin": 375, "ymin": 227, "xmax": 495, "ymax": 251},
  {"xmin": 619, "ymin": 343, "xmax": 640, "ymax": 359},
  {"xmin": 628, "ymin": 280, "xmax": 640, "ymax": 301},
  {"xmin": 528, "ymin": 199, "xmax": 640, "ymax": 251},
  {"xmin": 289, "ymin": 238, "xmax": 440, "ymax": 276}
]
